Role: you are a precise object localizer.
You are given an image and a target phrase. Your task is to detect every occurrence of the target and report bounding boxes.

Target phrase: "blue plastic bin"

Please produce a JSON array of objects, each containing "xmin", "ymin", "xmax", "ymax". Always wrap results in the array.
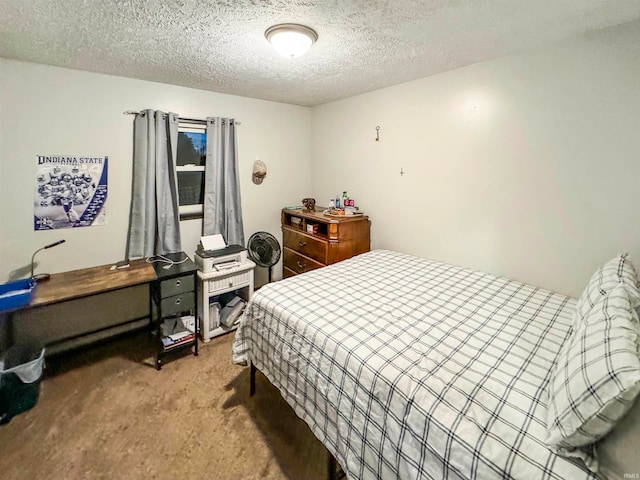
[{"xmin": 0, "ymin": 279, "xmax": 35, "ymax": 313}]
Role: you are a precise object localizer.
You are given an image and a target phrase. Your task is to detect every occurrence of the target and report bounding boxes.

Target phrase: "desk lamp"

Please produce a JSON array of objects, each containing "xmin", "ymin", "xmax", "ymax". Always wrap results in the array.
[{"xmin": 31, "ymin": 239, "xmax": 66, "ymax": 282}]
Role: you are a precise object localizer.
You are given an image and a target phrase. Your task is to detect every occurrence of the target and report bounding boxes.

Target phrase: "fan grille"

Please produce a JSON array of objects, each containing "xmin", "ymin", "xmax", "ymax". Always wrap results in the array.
[{"xmin": 247, "ymin": 232, "xmax": 281, "ymax": 268}]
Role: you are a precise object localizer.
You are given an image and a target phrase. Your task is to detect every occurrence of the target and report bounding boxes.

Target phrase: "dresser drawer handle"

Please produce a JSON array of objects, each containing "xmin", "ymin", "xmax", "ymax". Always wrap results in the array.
[
  {"xmin": 298, "ymin": 241, "xmax": 307, "ymax": 248},
  {"xmin": 297, "ymin": 260, "xmax": 306, "ymax": 269},
  {"xmin": 228, "ymin": 281, "xmax": 234, "ymax": 287},
  {"xmin": 175, "ymin": 298, "xmax": 182, "ymax": 306},
  {"xmin": 175, "ymin": 279, "xmax": 181, "ymax": 287}
]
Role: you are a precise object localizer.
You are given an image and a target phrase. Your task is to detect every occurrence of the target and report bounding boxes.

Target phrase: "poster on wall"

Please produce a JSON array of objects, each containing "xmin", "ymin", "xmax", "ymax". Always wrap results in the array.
[{"xmin": 34, "ymin": 154, "xmax": 108, "ymax": 231}]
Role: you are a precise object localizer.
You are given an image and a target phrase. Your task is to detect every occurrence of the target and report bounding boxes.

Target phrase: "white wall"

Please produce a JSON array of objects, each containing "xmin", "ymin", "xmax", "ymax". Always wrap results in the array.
[
  {"xmin": 0, "ymin": 59, "xmax": 312, "ymax": 285},
  {"xmin": 311, "ymin": 21, "xmax": 640, "ymax": 298},
  {"xmin": 3, "ymin": 20, "xmax": 640, "ymax": 298}
]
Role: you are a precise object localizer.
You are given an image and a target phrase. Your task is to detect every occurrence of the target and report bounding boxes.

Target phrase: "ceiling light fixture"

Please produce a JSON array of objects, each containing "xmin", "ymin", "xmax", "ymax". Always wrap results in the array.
[{"xmin": 265, "ymin": 23, "xmax": 317, "ymax": 58}]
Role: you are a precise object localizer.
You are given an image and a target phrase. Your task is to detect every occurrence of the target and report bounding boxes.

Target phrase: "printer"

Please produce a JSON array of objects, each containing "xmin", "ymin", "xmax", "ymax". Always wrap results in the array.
[{"xmin": 194, "ymin": 244, "xmax": 248, "ymax": 273}]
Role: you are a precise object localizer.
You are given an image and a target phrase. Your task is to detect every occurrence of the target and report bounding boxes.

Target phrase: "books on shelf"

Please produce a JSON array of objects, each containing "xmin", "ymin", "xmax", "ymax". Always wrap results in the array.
[
  {"xmin": 161, "ymin": 332, "xmax": 195, "ymax": 350},
  {"xmin": 168, "ymin": 330, "xmax": 192, "ymax": 341}
]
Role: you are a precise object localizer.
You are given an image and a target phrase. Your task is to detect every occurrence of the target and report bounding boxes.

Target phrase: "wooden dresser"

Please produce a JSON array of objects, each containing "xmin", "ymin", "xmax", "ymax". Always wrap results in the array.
[{"xmin": 281, "ymin": 207, "xmax": 370, "ymax": 278}]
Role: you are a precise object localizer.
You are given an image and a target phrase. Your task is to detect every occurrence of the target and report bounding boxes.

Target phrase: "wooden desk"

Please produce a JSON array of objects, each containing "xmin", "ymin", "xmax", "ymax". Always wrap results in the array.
[
  {"xmin": 9, "ymin": 259, "xmax": 158, "ymax": 356},
  {"xmin": 32, "ymin": 259, "xmax": 156, "ymax": 307}
]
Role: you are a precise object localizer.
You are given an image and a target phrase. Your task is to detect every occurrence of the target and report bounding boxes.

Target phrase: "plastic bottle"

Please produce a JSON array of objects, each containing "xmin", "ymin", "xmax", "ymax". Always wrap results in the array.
[
  {"xmin": 342, "ymin": 191, "xmax": 348, "ymax": 207},
  {"xmin": 335, "ymin": 194, "xmax": 341, "ymax": 209}
]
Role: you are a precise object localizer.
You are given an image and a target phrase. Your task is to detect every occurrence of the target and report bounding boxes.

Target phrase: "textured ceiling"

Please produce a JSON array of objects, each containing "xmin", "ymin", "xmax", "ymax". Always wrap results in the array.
[{"xmin": 1, "ymin": 1, "xmax": 639, "ymax": 107}]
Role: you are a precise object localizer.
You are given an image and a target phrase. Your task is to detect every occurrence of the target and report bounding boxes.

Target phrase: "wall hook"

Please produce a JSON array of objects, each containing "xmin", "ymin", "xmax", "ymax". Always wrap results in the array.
[
  {"xmin": 375, "ymin": 126, "xmax": 380, "ymax": 141},
  {"xmin": 400, "ymin": 167, "xmax": 404, "ymax": 176}
]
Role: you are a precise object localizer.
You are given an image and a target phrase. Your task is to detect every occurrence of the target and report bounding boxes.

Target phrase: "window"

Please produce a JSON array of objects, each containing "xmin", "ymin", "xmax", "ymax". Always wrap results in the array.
[{"xmin": 176, "ymin": 121, "xmax": 206, "ymax": 219}]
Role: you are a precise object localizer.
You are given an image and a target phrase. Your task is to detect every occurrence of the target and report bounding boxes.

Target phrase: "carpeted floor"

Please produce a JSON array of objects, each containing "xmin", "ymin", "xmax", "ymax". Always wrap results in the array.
[{"xmin": 0, "ymin": 331, "xmax": 327, "ymax": 480}]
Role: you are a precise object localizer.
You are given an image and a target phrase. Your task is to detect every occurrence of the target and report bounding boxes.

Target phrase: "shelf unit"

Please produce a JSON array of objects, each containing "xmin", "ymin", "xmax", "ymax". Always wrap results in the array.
[
  {"xmin": 150, "ymin": 252, "xmax": 199, "ymax": 370},
  {"xmin": 197, "ymin": 260, "xmax": 255, "ymax": 342}
]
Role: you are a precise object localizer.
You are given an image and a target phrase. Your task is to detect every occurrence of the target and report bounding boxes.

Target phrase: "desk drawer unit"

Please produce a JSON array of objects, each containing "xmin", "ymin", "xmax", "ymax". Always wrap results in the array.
[
  {"xmin": 160, "ymin": 275, "xmax": 194, "ymax": 298},
  {"xmin": 151, "ymin": 252, "xmax": 199, "ymax": 370},
  {"xmin": 160, "ymin": 292, "xmax": 195, "ymax": 317}
]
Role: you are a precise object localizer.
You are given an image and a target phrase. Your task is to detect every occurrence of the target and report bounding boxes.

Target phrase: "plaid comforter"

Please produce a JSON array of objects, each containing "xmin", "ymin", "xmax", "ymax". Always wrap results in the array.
[{"xmin": 232, "ymin": 250, "xmax": 595, "ymax": 480}]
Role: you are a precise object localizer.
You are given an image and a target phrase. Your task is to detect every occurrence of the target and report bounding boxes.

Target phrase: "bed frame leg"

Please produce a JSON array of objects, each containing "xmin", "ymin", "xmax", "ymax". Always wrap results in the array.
[
  {"xmin": 250, "ymin": 361, "xmax": 256, "ymax": 397},
  {"xmin": 327, "ymin": 452, "xmax": 337, "ymax": 480},
  {"xmin": 327, "ymin": 452, "xmax": 345, "ymax": 480}
]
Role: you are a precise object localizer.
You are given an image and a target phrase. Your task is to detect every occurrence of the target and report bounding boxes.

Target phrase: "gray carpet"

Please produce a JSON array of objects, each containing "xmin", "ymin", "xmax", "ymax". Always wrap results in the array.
[{"xmin": 0, "ymin": 331, "xmax": 327, "ymax": 480}]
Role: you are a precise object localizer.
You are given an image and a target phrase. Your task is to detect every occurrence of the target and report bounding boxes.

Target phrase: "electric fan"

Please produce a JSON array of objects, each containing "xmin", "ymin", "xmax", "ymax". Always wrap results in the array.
[{"xmin": 247, "ymin": 232, "xmax": 281, "ymax": 283}]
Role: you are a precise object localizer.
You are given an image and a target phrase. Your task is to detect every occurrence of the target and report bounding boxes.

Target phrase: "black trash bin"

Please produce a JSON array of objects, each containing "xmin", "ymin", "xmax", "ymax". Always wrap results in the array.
[{"xmin": 0, "ymin": 342, "xmax": 45, "ymax": 425}]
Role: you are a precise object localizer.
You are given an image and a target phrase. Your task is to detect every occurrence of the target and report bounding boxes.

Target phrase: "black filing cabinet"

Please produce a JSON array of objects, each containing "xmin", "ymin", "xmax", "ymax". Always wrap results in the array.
[{"xmin": 151, "ymin": 252, "xmax": 198, "ymax": 370}]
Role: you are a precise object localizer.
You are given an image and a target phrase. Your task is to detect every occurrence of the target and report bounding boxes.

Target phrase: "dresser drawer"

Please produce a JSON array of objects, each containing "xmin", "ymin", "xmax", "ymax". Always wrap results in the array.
[
  {"xmin": 161, "ymin": 292, "xmax": 195, "ymax": 317},
  {"xmin": 283, "ymin": 248, "xmax": 324, "ymax": 275},
  {"xmin": 160, "ymin": 275, "xmax": 194, "ymax": 298},
  {"xmin": 283, "ymin": 228, "xmax": 328, "ymax": 263}
]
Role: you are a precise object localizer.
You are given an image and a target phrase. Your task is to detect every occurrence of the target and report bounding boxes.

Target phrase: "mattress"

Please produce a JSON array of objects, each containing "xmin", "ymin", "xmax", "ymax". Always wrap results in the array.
[{"xmin": 232, "ymin": 249, "xmax": 595, "ymax": 479}]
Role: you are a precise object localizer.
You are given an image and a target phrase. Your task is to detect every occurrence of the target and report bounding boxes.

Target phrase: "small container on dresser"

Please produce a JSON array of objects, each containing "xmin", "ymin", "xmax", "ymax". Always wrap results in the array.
[{"xmin": 281, "ymin": 207, "xmax": 370, "ymax": 278}]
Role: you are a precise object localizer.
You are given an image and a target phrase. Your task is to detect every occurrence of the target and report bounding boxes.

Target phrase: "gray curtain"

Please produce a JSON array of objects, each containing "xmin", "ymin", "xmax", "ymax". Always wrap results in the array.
[
  {"xmin": 126, "ymin": 109, "xmax": 182, "ymax": 258},
  {"xmin": 203, "ymin": 117, "xmax": 244, "ymax": 246}
]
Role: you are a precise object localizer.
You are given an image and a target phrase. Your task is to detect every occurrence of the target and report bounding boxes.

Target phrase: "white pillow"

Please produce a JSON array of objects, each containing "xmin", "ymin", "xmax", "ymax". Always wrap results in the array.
[
  {"xmin": 547, "ymin": 283, "xmax": 640, "ymax": 449},
  {"xmin": 574, "ymin": 253, "xmax": 640, "ymax": 321}
]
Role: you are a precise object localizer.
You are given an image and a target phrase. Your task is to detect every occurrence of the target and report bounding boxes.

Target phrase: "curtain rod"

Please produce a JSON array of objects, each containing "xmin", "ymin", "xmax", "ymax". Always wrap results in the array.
[{"xmin": 123, "ymin": 111, "xmax": 241, "ymax": 125}]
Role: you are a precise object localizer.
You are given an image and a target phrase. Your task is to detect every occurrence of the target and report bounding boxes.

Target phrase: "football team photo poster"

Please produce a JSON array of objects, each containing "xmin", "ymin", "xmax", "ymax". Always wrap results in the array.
[{"xmin": 34, "ymin": 154, "xmax": 108, "ymax": 230}]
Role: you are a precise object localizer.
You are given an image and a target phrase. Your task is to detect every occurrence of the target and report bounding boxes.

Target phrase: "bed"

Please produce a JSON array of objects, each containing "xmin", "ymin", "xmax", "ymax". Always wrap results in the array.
[{"xmin": 232, "ymin": 249, "xmax": 639, "ymax": 479}]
